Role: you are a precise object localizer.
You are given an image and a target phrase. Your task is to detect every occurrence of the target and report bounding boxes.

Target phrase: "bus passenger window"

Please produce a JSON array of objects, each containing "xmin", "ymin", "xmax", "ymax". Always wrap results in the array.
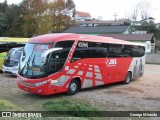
[
  {"xmin": 71, "ymin": 48, "xmax": 91, "ymax": 62},
  {"xmin": 92, "ymin": 48, "xmax": 107, "ymax": 58},
  {"xmin": 121, "ymin": 45, "xmax": 132, "ymax": 57},
  {"xmin": 108, "ymin": 44, "xmax": 123, "ymax": 57}
]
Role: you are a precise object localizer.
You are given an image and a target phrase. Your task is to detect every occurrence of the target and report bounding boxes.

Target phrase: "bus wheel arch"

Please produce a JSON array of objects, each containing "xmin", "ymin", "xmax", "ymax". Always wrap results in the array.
[
  {"xmin": 124, "ymin": 71, "xmax": 132, "ymax": 84},
  {"xmin": 67, "ymin": 77, "xmax": 81, "ymax": 95}
]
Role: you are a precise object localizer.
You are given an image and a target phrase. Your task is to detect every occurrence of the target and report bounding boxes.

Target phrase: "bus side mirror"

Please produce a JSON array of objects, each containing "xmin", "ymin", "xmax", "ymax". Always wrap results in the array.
[{"xmin": 41, "ymin": 48, "xmax": 63, "ymax": 65}]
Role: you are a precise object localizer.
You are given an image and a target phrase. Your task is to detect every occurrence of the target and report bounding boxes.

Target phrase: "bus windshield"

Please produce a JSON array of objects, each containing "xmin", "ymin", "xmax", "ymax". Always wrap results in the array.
[{"xmin": 19, "ymin": 43, "xmax": 53, "ymax": 78}]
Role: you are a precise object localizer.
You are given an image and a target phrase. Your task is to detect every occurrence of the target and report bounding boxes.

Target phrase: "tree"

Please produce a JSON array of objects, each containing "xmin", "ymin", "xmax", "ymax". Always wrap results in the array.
[
  {"xmin": 0, "ymin": 13, "xmax": 9, "ymax": 36},
  {"xmin": 130, "ymin": 1, "xmax": 151, "ymax": 21},
  {"xmin": 21, "ymin": 0, "xmax": 76, "ymax": 37},
  {"xmin": 20, "ymin": 0, "xmax": 49, "ymax": 37},
  {"xmin": 0, "ymin": 0, "xmax": 76, "ymax": 37},
  {"xmin": 5, "ymin": 4, "xmax": 24, "ymax": 37},
  {"xmin": 137, "ymin": 1, "xmax": 151, "ymax": 20},
  {"xmin": 155, "ymin": 40, "xmax": 160, "ymax": 52},
  {"xmin": 48, "ymin": 0, "xmax": 76, "ymax": 33},
  {"xmin": 0, "ymin": 0, "xmax": 8, "ymax": 13},
  {"xmin": 130, "ymin": 5, "xmax": 139, "ymax": 22}
]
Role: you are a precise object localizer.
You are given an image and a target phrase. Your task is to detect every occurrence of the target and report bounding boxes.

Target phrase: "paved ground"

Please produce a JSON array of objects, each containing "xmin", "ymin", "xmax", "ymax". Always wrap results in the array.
[
  {"xmin": 72, "ymin": 64, "xmax": 160, "ymax": 111},
  {"xmin": 0, "ymin": 64, "xmax": 160, "ymax": 113}
]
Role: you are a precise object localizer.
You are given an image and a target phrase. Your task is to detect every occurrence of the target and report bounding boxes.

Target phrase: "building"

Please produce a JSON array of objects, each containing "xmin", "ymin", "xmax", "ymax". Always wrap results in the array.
[
  {"xmin": 75, "ymin": 11, "xmax": 92, "ymax": 21},
  {"xmin": 64, "ymin": 26, "xmax": 132, "ymax": 35},
  {"xmin": 141, "ymin": 17, "xmax": 155, "ymax": 23},
  {"xmin": 99, "ymin": 34, "xmax": 155, "ymax": 53},
  {"xmin": 74, "ymin": 20, "xmax": 130, "ymax": 27},
  {"xmin": 130, "ymin": 21, "xmax": 144, "ymax": 26},
  {"xmin": 131, "ymin": 17, "xmax": 155, "ymax": 26}
]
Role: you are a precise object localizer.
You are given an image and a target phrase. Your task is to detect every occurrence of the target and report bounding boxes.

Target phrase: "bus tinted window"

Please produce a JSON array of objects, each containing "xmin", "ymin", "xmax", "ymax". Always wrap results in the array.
[
  {"xmin": 107, "ymin": 44, "xmax": 145, "ymax": 57},
  {"xmin": 108, "ymin": 44, "xmax": 123, "ymax": 57},
  {"xmin": 92, "ymin": 48, "xmax": 107, "ymax": 58},
  {"xmin": 72, "ymin": 42, "xmax": 145, "ymax": 62},
  {"xmin": 54, "ymin": 41, "xmax": 74, "ymax": 48},
  {"xmin": 121, "ymin": 45, "xmax": 132, "ymax": 57},
  {"xmin": 71, "ymin": 41, "xmax": 108, "ymax": 62},
  {"xmin": 131, "ymin": 46, "xmax": 145, "ymax": 57},
  {"xmin": 71, "ymin": 48, "xmax": 91, "ymax": 62}
]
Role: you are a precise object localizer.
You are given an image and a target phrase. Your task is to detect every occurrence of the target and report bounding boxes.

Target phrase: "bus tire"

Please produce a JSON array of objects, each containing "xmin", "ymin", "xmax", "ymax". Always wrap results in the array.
[
  {"xmin": 67, "ymin": 79, "xmax": 79, "ymax": 95},
  {"xmin": 124, "ymin": 72, "xmax": 131, "ymax": 84}
]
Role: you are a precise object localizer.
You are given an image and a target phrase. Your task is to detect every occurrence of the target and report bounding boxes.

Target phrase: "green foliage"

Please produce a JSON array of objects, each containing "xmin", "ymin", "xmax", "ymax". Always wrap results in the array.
[{"xmin": 43, "ymin": 99, "xmax": 100, "ymax": 117}]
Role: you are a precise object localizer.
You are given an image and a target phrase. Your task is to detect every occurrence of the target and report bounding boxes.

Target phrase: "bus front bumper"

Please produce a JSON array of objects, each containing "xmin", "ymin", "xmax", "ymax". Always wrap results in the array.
[{"xmin": 17, "ymin": 76, "xmax": 49, "ymax": 95}]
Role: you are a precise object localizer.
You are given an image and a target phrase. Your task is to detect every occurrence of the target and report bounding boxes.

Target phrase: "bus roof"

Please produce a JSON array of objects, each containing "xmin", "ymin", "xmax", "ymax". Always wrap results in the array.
[
  {"xmin": 29, "ymin": 33, "xmax": 144, "ymax": 46},
  {"xmin": 0, "ymin": 37, "xmax": 29, "ymax": 43}
]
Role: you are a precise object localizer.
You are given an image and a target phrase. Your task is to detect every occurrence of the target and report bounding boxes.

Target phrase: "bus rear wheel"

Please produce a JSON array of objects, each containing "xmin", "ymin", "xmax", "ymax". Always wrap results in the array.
[
  {"xmin": 67, "ymin": 79, "xmax": 79, "ymax": 95},
  {"xmin": 124, "ymin": 72, "xmax": 131, "ymax": 84}
]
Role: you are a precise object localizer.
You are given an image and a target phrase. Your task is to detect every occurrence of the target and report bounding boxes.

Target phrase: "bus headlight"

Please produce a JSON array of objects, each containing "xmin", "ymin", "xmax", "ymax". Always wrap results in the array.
[{"xmin": 35, "ymin": 80, "xmax": 48, "ymax": 87}]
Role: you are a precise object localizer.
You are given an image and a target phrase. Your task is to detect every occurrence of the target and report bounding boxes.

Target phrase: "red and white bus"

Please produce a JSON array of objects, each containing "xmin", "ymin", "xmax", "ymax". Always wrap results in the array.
[{"xmin": 17, "ymin": 33, "xmax": 145, "ymax": 95}]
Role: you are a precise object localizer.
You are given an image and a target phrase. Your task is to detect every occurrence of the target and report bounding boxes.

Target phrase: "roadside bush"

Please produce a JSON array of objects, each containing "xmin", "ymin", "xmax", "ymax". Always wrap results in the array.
[
  {"xmin": 43, "ymin": 99, "xmax": 101, "ymax": 117},
  {"xmin": 0, "ymin": 100, "xmax": 17, "ymax": 111}
]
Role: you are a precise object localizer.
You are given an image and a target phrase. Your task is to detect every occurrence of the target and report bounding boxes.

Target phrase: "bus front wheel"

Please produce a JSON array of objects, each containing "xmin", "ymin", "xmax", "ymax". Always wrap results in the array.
[
  {"xmin": 124, "ymin": 72, "xmax": 132, "ymax": 84},
  {"xmin": 67, "ymin": 79, "xmax": 79, "ymax": 95}
]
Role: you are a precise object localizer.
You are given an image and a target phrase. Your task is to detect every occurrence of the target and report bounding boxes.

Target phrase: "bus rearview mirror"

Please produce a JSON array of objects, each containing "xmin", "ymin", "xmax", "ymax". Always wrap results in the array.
[{"xmin": 41, "ymin": 48, "xmax": 63, "ymax": 65}]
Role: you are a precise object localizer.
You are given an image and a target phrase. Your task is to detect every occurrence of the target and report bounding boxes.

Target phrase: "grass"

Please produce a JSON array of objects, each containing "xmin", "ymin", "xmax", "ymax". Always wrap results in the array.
[
  {"xmin": 43, "ymin": 98, "xmax": 101, "ymax": 117},
  {"xmin": 0, "ymin": 99, "xmax": 22, "ymax": 111}
]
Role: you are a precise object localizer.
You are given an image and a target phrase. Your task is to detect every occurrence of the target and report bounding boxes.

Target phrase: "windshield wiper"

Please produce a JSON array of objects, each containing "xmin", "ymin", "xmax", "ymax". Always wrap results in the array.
[
  {"xmin": 31, "ymin": 55, "xmax": 35, "ymax": 76},
  {"xmin": 21, "ymin": 56, "xmax": 31, "ymax": 76}
]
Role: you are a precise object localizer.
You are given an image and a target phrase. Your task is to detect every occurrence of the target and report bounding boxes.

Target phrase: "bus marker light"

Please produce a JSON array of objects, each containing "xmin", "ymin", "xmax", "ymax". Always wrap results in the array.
[{"xmin": 65, "ymin": 66, "xmax": 69, "ymax": 71}]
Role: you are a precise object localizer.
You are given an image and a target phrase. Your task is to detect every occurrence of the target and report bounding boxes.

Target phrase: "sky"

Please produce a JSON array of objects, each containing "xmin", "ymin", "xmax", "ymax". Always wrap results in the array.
[{"xmin": 0, "ymin": 0, "xmax": 160, "ymax": 23}]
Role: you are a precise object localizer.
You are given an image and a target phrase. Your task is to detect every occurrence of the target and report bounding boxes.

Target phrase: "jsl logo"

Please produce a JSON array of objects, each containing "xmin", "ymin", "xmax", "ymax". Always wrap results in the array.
[{"xmin": 106, "ymin": 59, "xmax": 117, "ymax": 65}]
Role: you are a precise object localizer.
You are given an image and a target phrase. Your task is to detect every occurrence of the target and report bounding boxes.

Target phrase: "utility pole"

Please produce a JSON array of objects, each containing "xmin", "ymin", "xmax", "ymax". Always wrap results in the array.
[{"xmin": 113, "ymin": 13, "xmax": 118, "ymax": 21}]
